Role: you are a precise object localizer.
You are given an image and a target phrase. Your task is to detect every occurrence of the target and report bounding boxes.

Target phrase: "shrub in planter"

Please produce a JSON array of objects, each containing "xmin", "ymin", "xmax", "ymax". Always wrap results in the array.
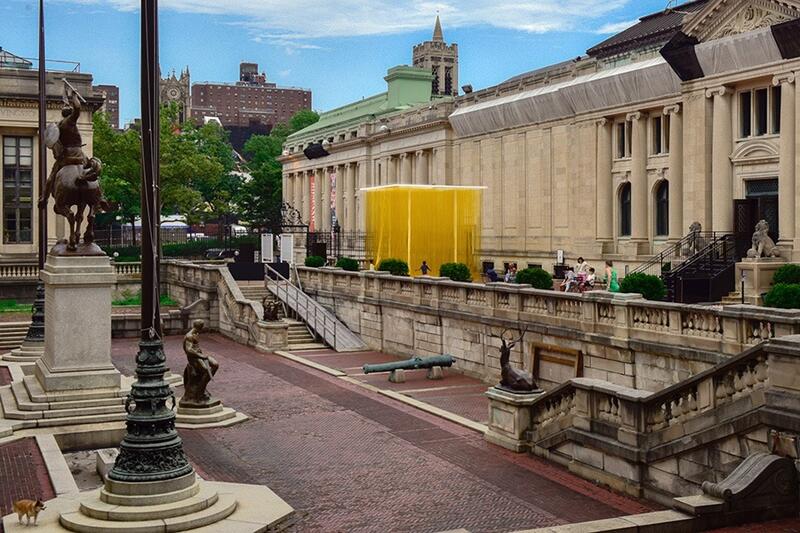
[
  {"xmin": 439, "ymin": 262, "xmax": 472, "ymax": 282},
  {"xmin": 377, "ymin": 258, "xmax": 409, "ymax": 276},
  {"xmin": 305, "ymin": 255, "xmax": 325, "ymax": 268},
  {"xmin": 764, "ymin": 283, "xmax": 800, "ymax": 309},
  {"xmin": 773, "ymin": 264, "xmax": 800, "ymax": 285},
  {"xmin": 516, "ymin": 268, "xmax": 553, "ymax": 290},
  {"xmin": 619, "ymin": 272, "xmax": 666, "ymax": 301},
  {"xmin": 335, "ymin": 257, "xmax": 359, "ymax": 271}
]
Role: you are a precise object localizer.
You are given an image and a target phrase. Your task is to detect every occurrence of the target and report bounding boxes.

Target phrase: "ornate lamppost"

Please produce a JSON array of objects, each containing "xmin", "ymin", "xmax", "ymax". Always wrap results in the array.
[{"xmin": 108, "ymin": 0, "xmax": 193, "ymax": 483}]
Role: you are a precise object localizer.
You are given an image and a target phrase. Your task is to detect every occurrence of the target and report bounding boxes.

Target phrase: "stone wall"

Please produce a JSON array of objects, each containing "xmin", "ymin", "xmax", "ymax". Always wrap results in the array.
[{"xmin": 297, "ymin": 267, "xmax": 800, "ymax": 392}]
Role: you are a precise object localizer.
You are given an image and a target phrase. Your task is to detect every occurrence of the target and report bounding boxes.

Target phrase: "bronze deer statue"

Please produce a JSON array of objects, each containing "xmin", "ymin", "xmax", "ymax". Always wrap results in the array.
[{"xmin": 497, "ymin": 327, "xmax": 538, "ymax": 392}]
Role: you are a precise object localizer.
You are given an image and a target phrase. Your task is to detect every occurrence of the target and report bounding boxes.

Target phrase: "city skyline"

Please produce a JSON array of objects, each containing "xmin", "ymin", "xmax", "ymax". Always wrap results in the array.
[{"xmin": 2, "ymin": 0, "xmax": 668, "ymax": 125}]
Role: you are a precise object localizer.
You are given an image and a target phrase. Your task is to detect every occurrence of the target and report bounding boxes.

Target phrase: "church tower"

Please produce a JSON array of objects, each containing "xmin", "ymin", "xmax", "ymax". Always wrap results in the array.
[
  {"xmin": 160, "ymin": 66, "xmax": 191, "ymax": 123},
  {"xmin": 412, "ymin": 16, "xmax": 458, "ymax": 97}
]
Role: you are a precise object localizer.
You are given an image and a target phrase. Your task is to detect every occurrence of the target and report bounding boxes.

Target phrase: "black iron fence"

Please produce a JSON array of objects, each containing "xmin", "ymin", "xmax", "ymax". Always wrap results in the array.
[
  {"xmin": 93, "ymin": 227, "xmax": 218, "ymax": 247},
  {"xmin": 306, "ymin": 230, "xmax": 370, "ymax": 264}
]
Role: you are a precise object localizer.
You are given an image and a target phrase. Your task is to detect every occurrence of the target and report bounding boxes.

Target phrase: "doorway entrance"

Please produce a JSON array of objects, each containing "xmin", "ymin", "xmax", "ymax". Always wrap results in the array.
[{"xmin": 733, "ymin": 178, "xmax": 778, "ymax": 259}]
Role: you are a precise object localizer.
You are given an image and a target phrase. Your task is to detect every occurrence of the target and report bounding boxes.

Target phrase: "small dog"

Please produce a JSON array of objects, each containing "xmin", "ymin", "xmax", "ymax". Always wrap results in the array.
[{"xmin": 12, "ymin": 498, "xmax": 46, "ymax": 526}]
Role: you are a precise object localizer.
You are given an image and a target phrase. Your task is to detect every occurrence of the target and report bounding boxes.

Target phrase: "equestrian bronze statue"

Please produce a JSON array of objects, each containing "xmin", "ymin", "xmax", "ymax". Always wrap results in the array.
[{"xmin": 39, "ymin": 82, "xmax": 108, "ymax": 254}]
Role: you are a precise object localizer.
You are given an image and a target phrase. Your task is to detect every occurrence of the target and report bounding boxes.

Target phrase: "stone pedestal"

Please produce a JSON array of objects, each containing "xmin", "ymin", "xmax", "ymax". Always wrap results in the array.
[
  {"xmin": 3, "ymin": 339, "xmax": 45, "ymax": 363},
  {"xmin": 735, "ymin": 258, "xmax": 787, "ymax": 305},
  {"xmin": 0, "ymin": 255, "xmax": 125, "ymax": 430},
  {"xmin": 3, "ymin": 472, "xmax": 295, "ymax": 533},
  {"xmin": 175, "ymin": 397, "xmax": 248, "ymax": 428},
  {"xmin": 485, "ymin": 386, "xmax": 544, "ymax": 452}
]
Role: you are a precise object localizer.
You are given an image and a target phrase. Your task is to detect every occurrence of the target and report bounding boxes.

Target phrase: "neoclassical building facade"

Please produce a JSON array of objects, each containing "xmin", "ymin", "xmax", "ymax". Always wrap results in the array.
[{"xmin": 282, "ymin": 1, "xmax": 800, "ymax": 269}]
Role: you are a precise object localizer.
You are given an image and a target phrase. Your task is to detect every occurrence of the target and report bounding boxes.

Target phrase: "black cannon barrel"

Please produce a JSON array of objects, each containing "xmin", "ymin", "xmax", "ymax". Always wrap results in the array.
[{"xmin": 363, "ymin": 355, "xmax": 455, "ymax": 374}]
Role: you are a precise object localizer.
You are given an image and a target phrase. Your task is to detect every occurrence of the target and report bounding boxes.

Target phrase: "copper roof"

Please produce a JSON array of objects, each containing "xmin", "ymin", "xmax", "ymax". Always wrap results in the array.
[{"xmin": 587, "ymin": 0, "xmax": 709, "ymax": 59}]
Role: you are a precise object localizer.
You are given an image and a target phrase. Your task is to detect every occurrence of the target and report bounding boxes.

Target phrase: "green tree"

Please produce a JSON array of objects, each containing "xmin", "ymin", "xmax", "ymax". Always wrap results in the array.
[
  {"xmin": 237, "ymin": 109, "xmax": 319, "ymax": 232},
  {"xmin": 93, "ymin": 112, "xmax": 142, "ymax": 244}
]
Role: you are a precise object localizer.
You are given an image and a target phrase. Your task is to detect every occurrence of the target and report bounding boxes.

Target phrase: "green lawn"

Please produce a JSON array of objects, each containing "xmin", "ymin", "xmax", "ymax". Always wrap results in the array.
[
  {"xmin": 112, "ymin": 291, "xmax": 178, "ymax": 307},
  {"xmin": 0, "ymin": 300, "xmax": 32, "ymax": 313}
]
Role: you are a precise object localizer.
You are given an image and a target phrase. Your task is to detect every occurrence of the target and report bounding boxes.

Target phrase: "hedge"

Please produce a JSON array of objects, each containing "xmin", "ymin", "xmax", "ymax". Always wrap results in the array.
[
  {"xmin": 773, "ymin": 264, "xmax": 800, "ymax": 286},
  {"xmin": 305, "ymin": 255, "xmax": 325, "ymax": 268},
  {"xmin": 516, "ymin": 268, "xmax": 553, "ymax": 290},
  {"xmin": 764, "ymin": 283, "xmax": 800, "ymax": 309},
  {"xmin": 377, "ymin": 258, "xmax": 409, "ymax": 276},
  {"xmin": 439, "ymin": 262, "xmax": 472, "ymax": 282},
  {"xmin": 335, "ymin": 257, "xmax": 359, "ymax": 271},
  {"xmin": 619, "ymin": 272, "xmax": 666, "ymax": 301}
]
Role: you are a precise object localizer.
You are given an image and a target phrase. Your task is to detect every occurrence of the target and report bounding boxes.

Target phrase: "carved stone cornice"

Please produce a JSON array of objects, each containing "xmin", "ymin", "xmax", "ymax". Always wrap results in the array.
[
  {"xmin": 706, "ymin": 86, "xmax": 734, "ymax": 99},
  {"xmin": 663, "ymin": 104, "xmax": 682, "ymax": 116},
  {"xmin": 683, "ymin": 0, "xmax": 800, "ymax": 42},
  {"xmin": 773, "ymin": 72, "xmax": 796, "ymax": 86}
]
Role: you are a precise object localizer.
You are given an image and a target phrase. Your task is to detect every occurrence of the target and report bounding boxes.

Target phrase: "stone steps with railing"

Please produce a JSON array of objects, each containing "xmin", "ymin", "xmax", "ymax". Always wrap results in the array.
[{"xmin": 515, "ymin": 334, "xmax": 800, "ymax": 507}]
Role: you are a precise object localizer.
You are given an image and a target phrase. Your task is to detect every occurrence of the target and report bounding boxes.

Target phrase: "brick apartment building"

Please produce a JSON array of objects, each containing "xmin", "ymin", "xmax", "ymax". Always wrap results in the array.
[
  {"xmin": 93, "ymin": 84, "xmax": 120, "ymax": 129},
  {"xmin": 191, "ymin": 62, "xmax": 312, "ymax": 151}
]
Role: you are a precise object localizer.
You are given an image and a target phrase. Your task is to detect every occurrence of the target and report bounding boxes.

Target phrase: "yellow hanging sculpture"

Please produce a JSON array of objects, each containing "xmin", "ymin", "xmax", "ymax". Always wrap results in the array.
[{"xmin": 365, "ymin": 185, "xmax": 482, "ymax": 279}]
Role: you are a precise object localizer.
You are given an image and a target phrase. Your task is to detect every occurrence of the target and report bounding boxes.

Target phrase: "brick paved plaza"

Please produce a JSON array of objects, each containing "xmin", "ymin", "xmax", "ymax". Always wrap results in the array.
[{"xmin": 111, "ymin": 335, "xmax": 653, "ymax": 532}]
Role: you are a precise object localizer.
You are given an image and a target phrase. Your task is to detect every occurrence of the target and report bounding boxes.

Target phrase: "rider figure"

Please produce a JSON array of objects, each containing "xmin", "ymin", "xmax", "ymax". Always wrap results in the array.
[{"xmin": 38, "ymin": 87, "xmax": 94, "ymax": 209}]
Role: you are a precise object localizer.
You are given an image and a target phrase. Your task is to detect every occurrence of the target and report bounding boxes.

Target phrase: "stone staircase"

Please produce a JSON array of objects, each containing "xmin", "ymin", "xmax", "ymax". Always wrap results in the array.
[
  {"xmin": 0, "ymin": 321, "xmax": 30, "ymax": 352},
  {"xmin": 236, "ymin": 281, "xmax": 326, "ymax": 350}
]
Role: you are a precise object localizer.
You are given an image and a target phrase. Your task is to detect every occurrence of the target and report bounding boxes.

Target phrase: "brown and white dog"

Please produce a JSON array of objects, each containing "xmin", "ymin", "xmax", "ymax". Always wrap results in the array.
[{"xmin": 12, "ymin": 498, "xmax": 46, "ymax": 526}]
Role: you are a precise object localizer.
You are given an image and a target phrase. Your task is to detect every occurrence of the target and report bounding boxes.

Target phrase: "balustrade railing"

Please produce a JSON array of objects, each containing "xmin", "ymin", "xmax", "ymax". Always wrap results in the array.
[{"xmin": 0, "ymin": 263, "xmax": 39, "ymax": 279}]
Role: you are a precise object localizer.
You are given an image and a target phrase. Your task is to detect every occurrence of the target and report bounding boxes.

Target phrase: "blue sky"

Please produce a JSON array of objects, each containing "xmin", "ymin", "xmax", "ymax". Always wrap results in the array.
[{"xmin": 2, "ymin": 0, "xmax": 671, "ymax": 126}]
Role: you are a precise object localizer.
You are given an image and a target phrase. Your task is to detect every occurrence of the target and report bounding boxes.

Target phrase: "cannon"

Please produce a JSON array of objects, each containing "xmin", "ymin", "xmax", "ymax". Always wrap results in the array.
[{"xmin": 363, "ymin": 355, "xmax": 455, "ymax": 383}]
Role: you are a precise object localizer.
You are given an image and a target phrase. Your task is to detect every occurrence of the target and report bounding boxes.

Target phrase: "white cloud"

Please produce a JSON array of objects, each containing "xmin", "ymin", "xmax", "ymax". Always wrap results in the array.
[
  {"xmin": 57, "ymin": 0, "xmax": 632, "ymax": 45},
  {"xmin": 594, "ymin": 19, "xmax": 638, "ymax": 34}
]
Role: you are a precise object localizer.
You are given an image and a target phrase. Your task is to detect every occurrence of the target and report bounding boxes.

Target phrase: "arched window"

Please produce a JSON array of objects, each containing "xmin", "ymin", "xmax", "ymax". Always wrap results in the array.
[
  {"xmin": 655, "ymin": 181, "xmax": 669, "ymax": 236},
  {"xmin": 619, "ymin": 182, "xmax": 631, "ymax": 237}
]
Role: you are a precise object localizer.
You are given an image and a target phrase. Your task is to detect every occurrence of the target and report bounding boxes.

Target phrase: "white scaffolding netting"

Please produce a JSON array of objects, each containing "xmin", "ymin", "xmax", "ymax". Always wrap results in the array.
[
  {"xmin": 694, "ymin": 27, "xmax": 782, "ymax": 76},
  {"xmin": 450, "ymin": 58, "xmax": 681, "ymax": 137}
]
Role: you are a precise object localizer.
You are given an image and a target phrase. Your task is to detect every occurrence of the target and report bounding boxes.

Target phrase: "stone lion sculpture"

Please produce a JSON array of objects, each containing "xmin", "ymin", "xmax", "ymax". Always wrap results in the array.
[
  {"xmin": 746, "ymin": 220, "xmax": 780, "ymax": 259},
  {"xmin": 683, "ymin": 221, "xmax": 703, "ymax": 255}
]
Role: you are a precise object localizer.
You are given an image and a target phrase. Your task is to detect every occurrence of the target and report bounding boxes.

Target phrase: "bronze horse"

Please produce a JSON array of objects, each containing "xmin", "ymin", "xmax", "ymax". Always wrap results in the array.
[{"xmin": 50, "ymin": 159, "xmax": 106, "ymax": 251}]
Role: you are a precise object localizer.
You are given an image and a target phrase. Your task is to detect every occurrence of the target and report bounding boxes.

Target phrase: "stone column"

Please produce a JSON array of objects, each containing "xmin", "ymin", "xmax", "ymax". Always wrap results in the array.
[
  {"xmin": 313, "ymin": 168, "xmax": 323, "ymax": 231},
  {"xmin": 707, "ymin": 86, "xmax": 734, "ymax": 233},
  {"xmin": 357, "ymin": 161, "xmax": 367, "ymax": 231},
  {"xmin": 387, "ymin": 156, "xmax": 396, "ymax": 185},
  {"xmin": 346, "ymin": 163, "xmax": 356, "ymax": 231},
  {"xmin": 774, "ymin": 73, "xmax": 796, "ymax": 248},
  {"xmin": 400, "ymin": 153, "xmax": 412, "ymax": 184},
  {"xmin": 415, "ymin": 150, "xmax": 428, "ymax": 185},
  {"xmin": 335, "ymin": 165, "xmax": 345, "ymax": 229},
  {"xmin": 596, "ymin": 119, "xmax": 613, "ymax": 244},
  {"xmin": 665, "ymin": 104, "xmax": 684, "ymax": 240},
  {"xmin": 302, "ymin": 170, "xmax": 310, "ymax": 225},
  {"xmin": 321, "ymin": 167, "xmax": 332, "ymax": 231},
  {"xmin": 627, "ymin": 111, "xmax": 648, "ymax": 244}
]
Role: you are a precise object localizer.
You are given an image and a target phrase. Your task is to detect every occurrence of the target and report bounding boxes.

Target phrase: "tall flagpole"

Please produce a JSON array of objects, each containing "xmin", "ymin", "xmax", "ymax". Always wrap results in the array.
[
  {"xmin": 108, "ymin": 0, "xmax": 193, "ymax": 483},
  {"xmin": 24, "ymin": 0, "xmax": 47, "ymax": 345}
]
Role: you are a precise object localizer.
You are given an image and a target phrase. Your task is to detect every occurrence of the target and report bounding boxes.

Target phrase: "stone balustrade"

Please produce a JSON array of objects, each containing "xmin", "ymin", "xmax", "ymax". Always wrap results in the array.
[
  {"xmin": 0, "ymin": 262, "xmax": 39, "ymax": 279},
  {"xmin": 162, "ymin": 260, "xmax": 287, "ymax": 351},
  {"xmin": 113, "ymin": 261, "xmax": 142, "ymax": 278},
  {"xmin": 523, "ymin": 336, "xmax": 800, "ymax": 503},
  {"xmin": 297, "ymin": 267, "xmax": 800, "ymax": 391}
]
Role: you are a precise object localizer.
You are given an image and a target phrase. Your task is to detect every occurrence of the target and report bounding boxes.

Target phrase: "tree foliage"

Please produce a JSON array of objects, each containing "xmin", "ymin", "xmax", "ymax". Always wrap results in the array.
[
  {"xmin": 92, "ymin": 104, "xmax": 241, "ymax": 237},
  {"xmin": 237, "ymin": 109, "xmax": 320, "ymax": 232},
  {"xmin": 516, "ymin": 268, "xmax": 553, "ymax": 290},
  {"xmin": 439, "ymin": 262, "xmax": 472, "ymax": 282},
  {"xmin": 619, "ymin": 272, "xmax": 666, "ymax": 301}
]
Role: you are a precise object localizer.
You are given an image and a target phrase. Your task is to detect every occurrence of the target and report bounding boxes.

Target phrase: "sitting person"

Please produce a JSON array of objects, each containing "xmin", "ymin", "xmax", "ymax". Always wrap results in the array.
[
  {"xmin": 560, "ymin": 267, "xmax": 577, "ymax": 292},
  {"xmin": 486, "ymin": 267, "xmax": 499, "ymax": 282},
  {"xmin": 575, "ymin": 257, "xmax": 589, "ymax": 274},
  {"xmin": 584, "ymin": 267, "xmax": 596, "ymax": 290}
]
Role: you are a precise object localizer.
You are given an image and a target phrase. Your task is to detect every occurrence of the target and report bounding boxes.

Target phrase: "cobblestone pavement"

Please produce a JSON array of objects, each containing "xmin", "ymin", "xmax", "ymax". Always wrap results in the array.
[
  {"xmin": 297, "ymin": 349, "xmax": 490, "ymax": 424},
  {"xmin": 0, "ymin": 437, "xmax": 55, "ymax": 533},
  {"xmin": 111, "ymin": 335, "xmax": 653, "ymax": 533}
]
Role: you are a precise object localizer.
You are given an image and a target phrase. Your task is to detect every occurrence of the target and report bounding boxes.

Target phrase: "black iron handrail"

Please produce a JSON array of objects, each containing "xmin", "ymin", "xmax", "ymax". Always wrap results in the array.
[{"xmin": 630, "ymin": 231, "xmax": 728, "ymax": 277}]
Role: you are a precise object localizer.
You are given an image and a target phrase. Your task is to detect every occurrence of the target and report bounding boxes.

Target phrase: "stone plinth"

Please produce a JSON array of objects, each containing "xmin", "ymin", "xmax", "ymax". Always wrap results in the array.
[
  {"xmin": 3, "ymin": 339, "xmax": 45, "ymax": 363},
  {"xmin": 735, "ymin": 258, "xmax": 787, "ymax": 305},
  {"xmin": 0, "ymin": 254, "xmax": 125, "ymax": 431},
  {"xmin": 175, "ymin": 397, "xmax": 248, "ymax": 429},
  {"xmin": 485, "ymin": 386, "xmax": 544, "ymax": 452},
  {"xmin": 2, "ymin": 472, "xmax": 295, "ymax": 533}
]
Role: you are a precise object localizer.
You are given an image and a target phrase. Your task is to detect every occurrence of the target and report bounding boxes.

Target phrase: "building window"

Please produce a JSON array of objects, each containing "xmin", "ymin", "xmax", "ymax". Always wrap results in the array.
[
  {"xmin": 2, "ymin": 136, "xmax": 33, "ymax": 244},
  {"xmin": 619, "ymin": 182, "xmax": 631, "ymax": 237},
  {"xmin": 615, "ymin": 119, "xmax": 632, "ymax": 159},
  {"xmin": 739, "ymin": 87, "xmax": 780, "ymax": 138},
  {"xmin": 651, "ymin": 115, "xmax": 670, "ymax": 155},
  {"xmin": 444, "ymin": 66, "xmax": 453, "ymax": 95},
  {"xmin": 655, "ymin": 181, "xmax": 669, "ymax": 237}
]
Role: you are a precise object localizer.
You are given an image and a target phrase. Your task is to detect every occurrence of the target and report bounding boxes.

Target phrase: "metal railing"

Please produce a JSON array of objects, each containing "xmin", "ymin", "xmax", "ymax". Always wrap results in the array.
[
  {"xmin": 265, "ymin": 264, "xmax": 366, "ymax": 352},
  {"xmin": 667, "ymin": 234, "xmax": 736, "ymax": 304},
  {"xmin": 630, "ymin": 231, "xmax": 726, "ymax": 277}
]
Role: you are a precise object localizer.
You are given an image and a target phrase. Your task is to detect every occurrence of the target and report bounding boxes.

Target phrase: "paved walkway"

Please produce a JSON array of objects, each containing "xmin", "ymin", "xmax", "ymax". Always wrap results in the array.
[
  {"xmin": 111, "ymin": 335, "xmax": 653, "ymax": 532},
  {"xmin": 0, "ymin": 437, "xmax": 55, "ymax": 533},
  {"xmin": 0, "ymin": 368, "xmax": 10, "ymax": 387},
  {"xmin": 295, "ymin": 348, "xmax": 491, "ymax": 424}
]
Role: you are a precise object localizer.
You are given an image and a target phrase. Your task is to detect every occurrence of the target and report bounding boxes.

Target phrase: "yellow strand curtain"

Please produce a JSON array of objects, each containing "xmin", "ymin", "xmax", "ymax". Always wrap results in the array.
[{"xmin": 366, "ymin": 186, "xmax": 482, "ymax": 279}]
